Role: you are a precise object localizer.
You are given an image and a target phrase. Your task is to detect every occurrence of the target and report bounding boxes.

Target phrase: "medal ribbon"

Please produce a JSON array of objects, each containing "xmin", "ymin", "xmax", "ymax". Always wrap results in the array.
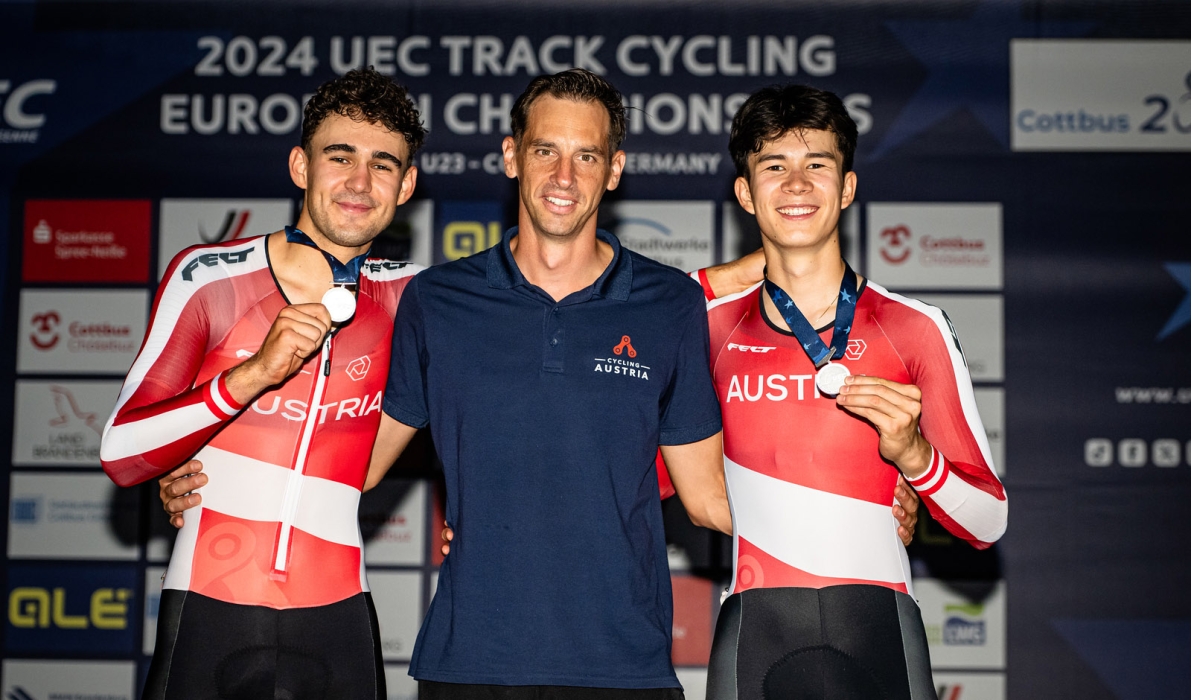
[
  {"xmin": 285, "ymin": 226, "xmax": 368, "ymax": 285},
  {"xmin": 763, "ymin": 261, "xmax": 859, "ymax": 368}
]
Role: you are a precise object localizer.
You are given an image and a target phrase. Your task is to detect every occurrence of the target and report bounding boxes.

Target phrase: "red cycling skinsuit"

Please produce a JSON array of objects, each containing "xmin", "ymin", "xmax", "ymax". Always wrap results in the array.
[
  {"xmin": 100, "ymin": 236, "xmax": 418, "ymax": 698},
  {"xmin": 661, "ymin": 271, "xmax": 1007, "ymax": 700}
]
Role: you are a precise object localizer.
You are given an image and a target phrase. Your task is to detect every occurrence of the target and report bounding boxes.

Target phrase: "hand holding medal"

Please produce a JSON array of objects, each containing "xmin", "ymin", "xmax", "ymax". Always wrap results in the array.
[
  {"xmin": 764, "ymin": 261, "xmax": 931, "ymax": 477},
  {"xmin": 835, "ymin": 375, "xmax": 933, "ymax": 479}
]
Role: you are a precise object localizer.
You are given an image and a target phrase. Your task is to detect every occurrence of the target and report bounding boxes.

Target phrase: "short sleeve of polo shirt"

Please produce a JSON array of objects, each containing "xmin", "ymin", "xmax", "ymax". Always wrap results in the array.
[
  {"xmin": 657, "ymin": 289, "xmax": 721, "ymax": 445},
  {"xmin": 382, "ymin": 275, "xmax": 430, "ymax": 429}
]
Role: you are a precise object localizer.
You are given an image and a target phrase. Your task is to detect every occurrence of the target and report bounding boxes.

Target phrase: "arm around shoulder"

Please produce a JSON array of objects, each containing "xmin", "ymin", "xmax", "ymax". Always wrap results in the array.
[{"xmin": 698, "ymin": 248, "xmax": 765, "ymax": 299}]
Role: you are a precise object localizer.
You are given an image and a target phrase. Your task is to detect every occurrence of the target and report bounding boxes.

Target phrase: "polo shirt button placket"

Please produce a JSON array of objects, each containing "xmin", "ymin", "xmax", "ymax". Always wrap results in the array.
[{"xmin": 543, "ymin": 304, "xmax": 565, "ymax": 373}]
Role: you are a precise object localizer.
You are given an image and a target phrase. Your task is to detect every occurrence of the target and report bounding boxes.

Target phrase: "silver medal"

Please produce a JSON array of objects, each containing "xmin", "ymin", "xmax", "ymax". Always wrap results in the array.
[
  {"xmin": 321, "ymin": 286, "xmax": 356, "ymax": 323},
  {"xmin": 815, "ymin": 361, "xmax": 850, "ymax": 397}
]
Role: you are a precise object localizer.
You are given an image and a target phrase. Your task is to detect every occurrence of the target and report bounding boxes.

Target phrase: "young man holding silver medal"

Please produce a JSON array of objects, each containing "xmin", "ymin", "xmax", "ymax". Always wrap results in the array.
[
  {"xmin": 667, "ymin": 84, "xmax": 1009, "ymax": 699},
  {"xmin": 101, "ymin": 68, "xmax": 424, "ymax": 699}
]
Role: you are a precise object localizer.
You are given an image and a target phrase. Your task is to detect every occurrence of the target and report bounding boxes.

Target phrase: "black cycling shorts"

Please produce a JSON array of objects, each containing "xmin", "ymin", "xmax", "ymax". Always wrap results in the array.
[
  {"xmin": 143, "ymin": 589, "xmax": 386, "ymax": 700},
  {"xmin": 707, "ymin": 585, "xmax": 936, "ymax": 700}
]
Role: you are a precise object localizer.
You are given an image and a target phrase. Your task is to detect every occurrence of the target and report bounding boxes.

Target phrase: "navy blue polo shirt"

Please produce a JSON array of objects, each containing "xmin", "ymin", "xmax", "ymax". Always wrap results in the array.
[{"xmin": 383, "ymin": 227, "xmax": 721, "ymax": 688}]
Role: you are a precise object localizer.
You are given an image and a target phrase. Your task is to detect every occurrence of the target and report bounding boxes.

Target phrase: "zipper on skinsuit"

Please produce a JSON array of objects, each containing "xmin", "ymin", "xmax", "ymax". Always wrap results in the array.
[{"xmin": 271, "ymin": 332, "xmax": 333, "ymax": 577}]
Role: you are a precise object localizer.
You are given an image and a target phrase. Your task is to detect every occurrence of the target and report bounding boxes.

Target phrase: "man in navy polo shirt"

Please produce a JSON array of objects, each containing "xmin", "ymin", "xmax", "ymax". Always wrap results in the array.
[{"xmin": 370, "ymin": 69, "xmax": 730, "ymax": 698}]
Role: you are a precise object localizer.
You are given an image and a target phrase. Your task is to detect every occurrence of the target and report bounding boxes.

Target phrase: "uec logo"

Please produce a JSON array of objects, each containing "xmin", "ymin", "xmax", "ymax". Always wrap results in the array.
[{"xmin": 0, "ymin": 79, "xmax": 56, "ymax": 130}]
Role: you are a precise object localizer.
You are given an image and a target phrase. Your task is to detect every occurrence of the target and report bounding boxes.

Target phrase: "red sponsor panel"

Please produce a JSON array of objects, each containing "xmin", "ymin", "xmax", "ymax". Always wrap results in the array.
[
  {"xmin": 23, "ymin": 200, "xmax": 151, "ymax": 282},
  {"xmin": 671, "ymin": 574, "xmax": 714, "ymax": 666}
]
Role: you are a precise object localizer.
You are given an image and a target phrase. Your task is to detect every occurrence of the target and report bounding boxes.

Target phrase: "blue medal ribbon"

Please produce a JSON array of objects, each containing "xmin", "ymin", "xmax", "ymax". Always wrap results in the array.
[
  {"xmin": 763, "ymin": 261, "xmax": 859, "ymax": 368},
  {"xmin": 284, "ymin": 226, "xmax": 369, "ymax": 285}
]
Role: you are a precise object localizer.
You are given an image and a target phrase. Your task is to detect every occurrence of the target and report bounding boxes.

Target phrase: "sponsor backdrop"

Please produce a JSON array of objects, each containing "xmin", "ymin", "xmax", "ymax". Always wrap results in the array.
[{"xmin": 0, "ymin": 1, "xmax": 1187, "ymax": 698}]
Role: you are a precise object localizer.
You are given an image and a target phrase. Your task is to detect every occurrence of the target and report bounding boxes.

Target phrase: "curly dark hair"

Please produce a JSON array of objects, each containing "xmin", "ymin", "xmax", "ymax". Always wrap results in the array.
[
  {"xmin": 301, "ymin": 67, "xmax": 427, "ymax": 161},
  {"xmin": 729, "ymin": 84, "xmax": 857, "ymax": 179},
  {"xmin": 511, "ymin": 69, "xmax": 626, "ymax": 154}
]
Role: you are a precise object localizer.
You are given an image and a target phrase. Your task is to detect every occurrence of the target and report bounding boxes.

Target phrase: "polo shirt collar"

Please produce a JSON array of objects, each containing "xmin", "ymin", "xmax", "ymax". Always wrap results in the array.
[{"xmin": 487, "ymin": 226, "xmax": 633, "ymax": 302}]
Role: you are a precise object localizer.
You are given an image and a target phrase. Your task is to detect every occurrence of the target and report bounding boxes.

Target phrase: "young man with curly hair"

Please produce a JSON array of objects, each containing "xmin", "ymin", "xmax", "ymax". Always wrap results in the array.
[{"xmin": 101, "ymin": 67, "xmax": 426, "ymax": 700}]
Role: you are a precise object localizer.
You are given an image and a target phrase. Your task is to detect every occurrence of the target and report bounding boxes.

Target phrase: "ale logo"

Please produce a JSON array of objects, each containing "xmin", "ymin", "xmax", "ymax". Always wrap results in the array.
[
  {"xmin": 8, "ymin": 587, "xmax": 132, "ymax": 630},
  {"xmin": 438, "ymin": 201, "xmax": 502, "ymax": 264},
  {"xmin": 443, "ymin": 220, "xmax": 501, "ymax": 261}
]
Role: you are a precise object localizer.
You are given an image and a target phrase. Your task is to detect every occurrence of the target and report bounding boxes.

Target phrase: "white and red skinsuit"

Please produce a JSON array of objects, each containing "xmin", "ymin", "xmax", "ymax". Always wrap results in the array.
[
  {"xmin": 660, "ymin": 272, "xmax": 1007, "ymax": 596},
  {"xmin": 101, "ymin": 236, "xmax": 418, "ymax": 609}
]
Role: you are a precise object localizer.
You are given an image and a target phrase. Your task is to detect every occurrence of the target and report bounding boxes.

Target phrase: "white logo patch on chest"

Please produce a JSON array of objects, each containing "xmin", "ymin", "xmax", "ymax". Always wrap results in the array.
[
  {"xmin": 346, "ymin": 355, "xmax": 371, "ymax": 381},
  {"xmin": 845, "ymin": 339, "xmax": 867, "ymax": 360},
  {"xmin": 593, "ymin": 357, "xmax": 651, "ymax": 381}
]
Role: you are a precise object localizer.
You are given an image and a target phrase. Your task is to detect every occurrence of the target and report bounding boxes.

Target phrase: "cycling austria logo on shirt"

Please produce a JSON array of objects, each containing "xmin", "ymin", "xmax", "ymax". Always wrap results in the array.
[{"xmin": 593, "ymin": 334, "xmax": 650, "ymax": 380}]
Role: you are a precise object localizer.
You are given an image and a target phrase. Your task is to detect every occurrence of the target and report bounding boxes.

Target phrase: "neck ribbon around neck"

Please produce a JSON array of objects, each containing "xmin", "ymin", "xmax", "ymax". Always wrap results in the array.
[
  {"xmin": 763, "ymin": 260, "xmax": 859, "ymax": 368},
  {"xmin": 285, "ymin": 226, "xmax": 368, "ymax": 285}
]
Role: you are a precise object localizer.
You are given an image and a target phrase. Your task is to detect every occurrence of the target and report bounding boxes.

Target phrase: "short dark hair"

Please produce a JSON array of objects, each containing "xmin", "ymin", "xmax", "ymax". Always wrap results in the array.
[
  {"xmin": 301, "ymin": 68, "xmax": 426, "ymax": 162},
  {"xmin": 728, "ymin": 85, "xmax": 857, "ymax": 178},
  {"xmin": 510, "ymin": 69, "xmax": 627, "ymax": 153}
]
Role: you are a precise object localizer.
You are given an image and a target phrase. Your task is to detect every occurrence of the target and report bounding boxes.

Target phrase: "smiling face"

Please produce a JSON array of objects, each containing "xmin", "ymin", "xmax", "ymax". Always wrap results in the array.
[
  {"xmin": 290, "ymin": 112, "xmax": 417, "ymax": 257},
  {"xmin": 734, "ymin": 127, "xmax": 856, "ymax": 255},
  {"xmin": 502, "ymin": 96, "xmax": 625, "ymax": 242}
]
